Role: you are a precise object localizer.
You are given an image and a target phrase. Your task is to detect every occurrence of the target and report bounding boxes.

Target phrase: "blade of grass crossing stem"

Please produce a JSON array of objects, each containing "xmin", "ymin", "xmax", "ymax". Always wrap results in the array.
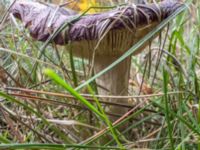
[
  {"xmin": 86, "ymin": 85, "xmax": 122, "ymax": 147},
  {"xmin": 163, "ymin": 67, "xmax": 174, "ymax": 149},
  {"xmin": 0, "ymin": 92, "xmax": 73, "ymax": 143},
  {"xmin": 105, "ymin": 113, "xmax": 159, "ymax": 146},
  {"xmin": 75, "ymin": 3, "xmax": 189, "ymax": 91},
  {"xmin": 81, "ymin": 100, "xmax": 155, "ymax": 145}
]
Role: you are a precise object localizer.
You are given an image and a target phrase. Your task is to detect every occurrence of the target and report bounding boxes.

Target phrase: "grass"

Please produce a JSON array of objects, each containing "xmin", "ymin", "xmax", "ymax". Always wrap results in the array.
[{"xmin": 0, "ymin": 0, "xmax": 200, "ymax": 149}]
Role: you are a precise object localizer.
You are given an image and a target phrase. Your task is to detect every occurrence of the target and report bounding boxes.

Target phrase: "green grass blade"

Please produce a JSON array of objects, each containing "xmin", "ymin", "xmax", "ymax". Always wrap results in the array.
[
  {"xmin": 152, "ymin": 100, "xmax": 200, "ymax": 136},
  {"xmin": 0, "ymin": 135, "xmax": 10, "ymax": 144},
  {"xmin": 0, "ymin": 143, "xmax": 121, "ymax": 149},
  {"xmin": 81, "ymin": 100, "xmax": 155, "ymax": 145},
  {"xmin": 163, "ymin": 67, "xmax": 174, "ymax": 149},
  {"xmin": 44, "ymin": 69, "xmax": 104, "ymax": 119},
  {"xmin": 86, "ymin": 85, "xmax": 123, "ymax": 147}
]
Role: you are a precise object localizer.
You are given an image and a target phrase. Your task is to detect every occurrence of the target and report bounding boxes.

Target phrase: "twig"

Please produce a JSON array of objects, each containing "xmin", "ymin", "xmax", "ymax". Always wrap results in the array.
[{"xmin": 5, "ymin": 87, "xmax": 187, "ymax": 99}]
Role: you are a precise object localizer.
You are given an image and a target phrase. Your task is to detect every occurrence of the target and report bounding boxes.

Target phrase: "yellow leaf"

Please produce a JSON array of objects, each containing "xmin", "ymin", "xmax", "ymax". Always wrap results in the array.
[
  {"xmin": 50, "ymin": 0, "xmax": 100, "ymax": 14},
  {"xmin": 78, "ymin": 0, "xmax": 99, "ymax": 14}
]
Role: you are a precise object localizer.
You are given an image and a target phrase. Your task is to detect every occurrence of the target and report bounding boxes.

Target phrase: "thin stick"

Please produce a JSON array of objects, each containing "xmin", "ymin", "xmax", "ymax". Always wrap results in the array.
[{"xmin": 5, "ymin": 87, "xmax": 186, "ymax": 99}]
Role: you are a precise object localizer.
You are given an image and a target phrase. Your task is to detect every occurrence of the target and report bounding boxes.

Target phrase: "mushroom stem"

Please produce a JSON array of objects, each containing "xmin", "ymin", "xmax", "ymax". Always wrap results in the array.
[
  {"xmin": 10, "ymin": 0, "xmax": 184, "ymax": 122},
  {"xmin": 94, "ymin": 56, "xmax": 131, "ymax": 121}
]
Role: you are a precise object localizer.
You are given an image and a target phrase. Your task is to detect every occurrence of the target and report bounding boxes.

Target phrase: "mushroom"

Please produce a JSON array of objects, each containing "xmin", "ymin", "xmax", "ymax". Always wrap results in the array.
[{"xmin": 10, "ymin": 0, "xmax": 183, "ymax": 121}]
